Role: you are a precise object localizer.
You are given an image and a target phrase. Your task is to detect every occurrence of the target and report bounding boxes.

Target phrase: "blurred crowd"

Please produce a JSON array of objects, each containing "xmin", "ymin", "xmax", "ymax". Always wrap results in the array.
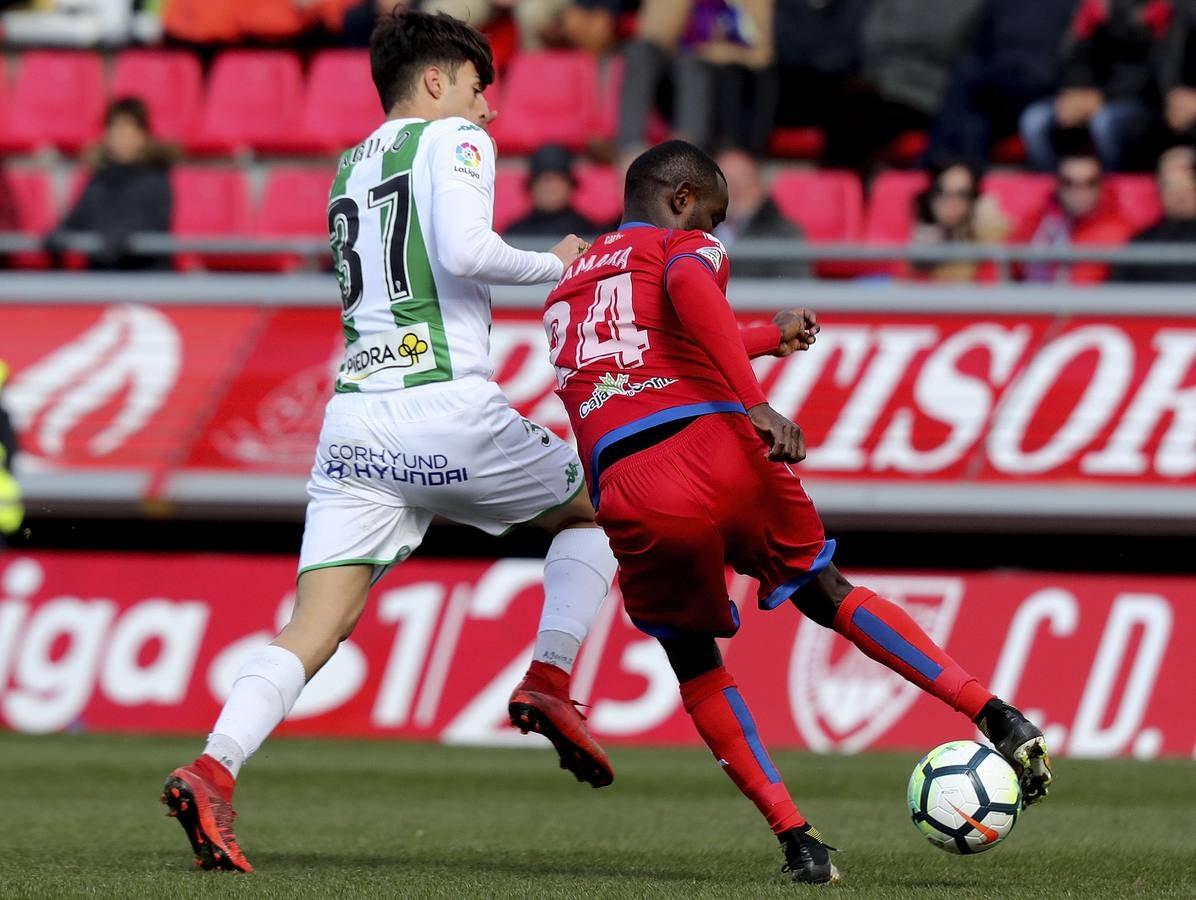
[{"xmin": 4, "ymin": 0, "xmax": 1196, "ymax": 282}]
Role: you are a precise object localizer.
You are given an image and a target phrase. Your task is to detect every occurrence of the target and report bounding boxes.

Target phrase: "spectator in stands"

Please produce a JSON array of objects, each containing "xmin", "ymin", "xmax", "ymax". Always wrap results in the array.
[
  {"xmin": 1016, "ymin": 135, "xmax": 1134, "ymax": 284},
  {"xmin": 714, "ymin": 149, "xmax": 810, "ymax": 278},
  {"xmin": 47, "ymin": 98, "xmax": 173, "ymax": 271},
  {"xmin": 822, "ymin": 0, "xmax": 984, "ymax": 174},
  {"xmin": 1111, "ymin": 144, "xmax": 1196, "ymax": 281},
  {"xmin": 1158, "ymin": 0, "xmax": 1196, "ymax": 147},
  {"xmin": 616, "ymin": 1, "xmax": 776, "ymax": 164},
  {"xmin": 560, "ymin": 0, "xmax": 636, "ymax": 56},
  {"xmin": 505, "ymin": 145, "xmax": 605, "ymax": 237},
  {"xmin": 926, "ymin": 0, "xmax": 1078, "ymax": 169},
  {"xmin": 772, "ymin": 0, "xmax": 871, "ymax": 143},
  {"xmin": 1020, "ymin": 0, "xmax": 1171, "ymax": 173},
  {"xmin": 907, "ymin": 159, "xmax": 1008, "ymax": 281}
]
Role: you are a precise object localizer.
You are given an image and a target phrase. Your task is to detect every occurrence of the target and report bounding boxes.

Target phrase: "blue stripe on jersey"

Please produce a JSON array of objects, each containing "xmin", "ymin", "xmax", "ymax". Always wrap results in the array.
[
  {"xmin": 853, "ymin": 605, "xmax": 944, "ymax": 681},
  {"xmin": 628, "ymin": 601, "xmax": 742, "ymax": 640},
  {"xmin": 589, "ymin": 401, "xmax": 746, "ymax": 507},
  {"xmin": 760, "ymin": 539, "xmax": 838, "ymax": 610},
  {"xmin": 619, "ymin": 221, "xmax": 655, "ymax": 230},
  {"xmin": 724, "ymin": 687, "xmax": 783, "ymax": 784},
  {"xmin": 664, "ymin": 251, "xmax": 717, "ymax": 278}
]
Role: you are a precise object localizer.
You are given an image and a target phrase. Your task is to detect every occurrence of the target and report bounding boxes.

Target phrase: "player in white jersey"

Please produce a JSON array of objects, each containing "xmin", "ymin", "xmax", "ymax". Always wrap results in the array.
[{"xmin": 161, "ymin": 12, "xmax": 618, "ymax": 872}]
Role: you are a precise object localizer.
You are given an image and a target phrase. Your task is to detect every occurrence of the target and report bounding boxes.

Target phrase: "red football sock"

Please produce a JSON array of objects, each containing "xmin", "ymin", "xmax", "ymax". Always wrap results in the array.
[
  {"xmin": 833, "ymin": 587, "xmax": 994, "ymax": 720},
  {"xmin": 194, "ymin": 753, "xmax": 236, "ymax": 802},
  {"xmin": 680, "ymin": 667, "xmax": 806, "ymax": 835},
  {"xmin": 519, "ymin": 660, "xmax": 571, "ymax": 700}
]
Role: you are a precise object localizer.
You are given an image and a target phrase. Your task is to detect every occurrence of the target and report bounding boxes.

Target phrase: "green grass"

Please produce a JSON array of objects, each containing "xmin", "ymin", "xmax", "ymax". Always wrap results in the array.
[{"xmin": 2, "ymin": 733, "xmax": 1194, "ymax": 899}]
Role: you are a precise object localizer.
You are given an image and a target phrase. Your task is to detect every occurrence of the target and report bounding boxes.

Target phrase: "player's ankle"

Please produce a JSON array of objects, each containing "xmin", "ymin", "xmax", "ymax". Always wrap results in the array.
[
  {"xmin": 522, "ymin": 659, "xmax": 572, "ymax": 696},
  {"xmin": 194, "ymin": 753, "xmax": 237, "ymax": 800}
]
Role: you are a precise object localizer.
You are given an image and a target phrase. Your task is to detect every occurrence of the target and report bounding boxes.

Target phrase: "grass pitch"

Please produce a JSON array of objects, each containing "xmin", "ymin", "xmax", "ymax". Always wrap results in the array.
[{"xmin": 1, "ymin": 733, "xmax": 1193, "ymax": 900}]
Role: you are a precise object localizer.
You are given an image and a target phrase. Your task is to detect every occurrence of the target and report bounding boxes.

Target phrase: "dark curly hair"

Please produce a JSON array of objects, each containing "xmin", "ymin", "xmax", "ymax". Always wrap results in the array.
[{"xmin": 369, "ymin": 9, "xmax": 495, "ymax": 113}]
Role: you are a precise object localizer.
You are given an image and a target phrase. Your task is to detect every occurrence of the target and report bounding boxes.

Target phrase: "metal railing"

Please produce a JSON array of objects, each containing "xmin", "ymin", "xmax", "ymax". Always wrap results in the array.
[{"xmin": 6, "ymin": 231, "xmax": 1196, "ymax": 280}]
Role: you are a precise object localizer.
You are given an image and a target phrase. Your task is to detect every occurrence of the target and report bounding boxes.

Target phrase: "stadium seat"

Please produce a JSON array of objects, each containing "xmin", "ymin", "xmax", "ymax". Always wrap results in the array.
[
  {"xmin": 1108, "ymin": 174, "xmax": 1162, "ymax": 232},
  {"xmin": 766, "ymin": 127, "xmax": 825, "ymax": 160},
  {"xmin": 110, "ymin": 51, "xmax": 204, "ymax": 144},
  {"xmin": 862, "ymin": 170, "xmax": 930, "ymax": 244},
  {"xmin": 171, "ymin": 167, "xmax": 252, "ymax": 271},
  {"xmin": 771, "ymin": 169, "xmax": 864, "ymax": 277},
  {"xmin": 3, "ymin": 169, "xmax": 54, "ymax": 268},
  {"xmin": 296, "ymin": 51, "xmax": 382, "ymax": 154},
  {"xmin": 982, "ymin": 172, "xmax": 1054, "ymax": 233},
  {"xmin": 488, "ymin": 51, "xmax": 600, "ymax": 154},
  {"xmin": 251, "ymin": 167, "xmax": 333, "ymax": 271},
  {"xmin": 493, "ymin": 166, "xmax": 532, "ymax": 234},
  {"xmin": 573, "ymin": 164, "xmax": 621, "ymax": 230},
  {"xmin": 191, "ymin": 51, "xmax": 305, "ymax": 154},
  {"xmin": 5, "ymin": 51, "xmax": 106, "ymax": 153},
  {"xmin": 882, "ymin": 130, "xmax": 929, "ymax": 165}
]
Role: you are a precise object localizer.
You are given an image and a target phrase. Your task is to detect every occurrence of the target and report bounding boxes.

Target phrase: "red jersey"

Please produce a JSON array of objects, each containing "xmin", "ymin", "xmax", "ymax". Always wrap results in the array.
[{"xmin": 543, "ymin": 222, "xmax": 776, "ymax": 504}]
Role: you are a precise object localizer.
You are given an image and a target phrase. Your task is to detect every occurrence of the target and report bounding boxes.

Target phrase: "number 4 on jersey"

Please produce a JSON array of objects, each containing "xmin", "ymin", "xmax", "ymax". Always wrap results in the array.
[{"xmin": 545, "ymin": 272, "xmax": 650, "ymax": 387}]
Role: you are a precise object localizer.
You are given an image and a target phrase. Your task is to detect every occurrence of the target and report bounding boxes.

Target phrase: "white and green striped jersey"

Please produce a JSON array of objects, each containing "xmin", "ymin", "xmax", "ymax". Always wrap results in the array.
[{"xmin": 328, "ymin": 116, "xmax": 562, "ymax": 393}]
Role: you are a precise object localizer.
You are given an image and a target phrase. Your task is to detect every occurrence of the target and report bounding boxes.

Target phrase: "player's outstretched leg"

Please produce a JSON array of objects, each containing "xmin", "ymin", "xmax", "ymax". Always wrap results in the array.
[
  {"xmin": 663, "ymin": 637, "xmax": 840, "ymax": 885},
  {"xmin": 160, "ymin": 565, "xmax": 371, "ymax": 870},
  {"xmin": 509, "ymin": 516, "xmax": 619, "ymax": 788},
  {"xmin": 791, "ymin": 565, "xmax": 1052, "ymax": 803}
]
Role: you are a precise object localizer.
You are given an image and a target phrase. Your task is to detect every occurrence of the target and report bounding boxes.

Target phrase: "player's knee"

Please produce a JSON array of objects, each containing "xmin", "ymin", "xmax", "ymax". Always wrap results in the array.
[
  {"xmin": 659, "ymin": 636, "xmax": 723, "ymax": 683},
  {"xmin": 790, "ymin": 565, "xmax": 853, "ymax": 628}
]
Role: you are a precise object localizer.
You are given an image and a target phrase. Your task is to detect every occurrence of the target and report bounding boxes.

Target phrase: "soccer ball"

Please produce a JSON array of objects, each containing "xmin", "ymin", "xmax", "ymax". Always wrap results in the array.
[{"xmin": 907, "ymin": 740, "xmax": 1021, "ymax": 854}]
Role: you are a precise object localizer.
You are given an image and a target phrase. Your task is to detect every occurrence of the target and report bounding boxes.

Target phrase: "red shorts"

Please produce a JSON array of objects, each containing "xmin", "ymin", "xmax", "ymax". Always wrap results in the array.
[{"xmin": 594, "ymin": 412, "xmax": 833, "ymax": 638}]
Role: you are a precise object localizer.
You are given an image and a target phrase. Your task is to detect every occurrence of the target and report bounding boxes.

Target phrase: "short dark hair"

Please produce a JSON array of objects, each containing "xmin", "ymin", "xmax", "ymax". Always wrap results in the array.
[
  {"xmin": 1054, "ymin": 127, "xmax": 1100, "ymax": 166},
  {"xmin": 624, "ymin": 140, "xmax": 725, "ymax": 210},
  {"xmin": 369, "ymin": 10, "xmax": 494, "ymax": 113},
  {"xmin": 105, "ymin": 96, "xmax": 150, "ymax": 131}
]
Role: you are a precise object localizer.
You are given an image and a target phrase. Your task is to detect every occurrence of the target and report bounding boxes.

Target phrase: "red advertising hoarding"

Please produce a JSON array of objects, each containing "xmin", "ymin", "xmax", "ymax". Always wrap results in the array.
[
  {"xmin": 3, "ymin": 304, "xmax": 1194, "ymax": 506},
  {"xmin": 1, "ymin": 551, "xmax": 1191, "ymax": 759}
]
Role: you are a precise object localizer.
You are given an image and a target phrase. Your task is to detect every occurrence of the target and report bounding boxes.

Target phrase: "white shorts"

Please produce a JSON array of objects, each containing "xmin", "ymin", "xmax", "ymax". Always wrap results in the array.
[{"xmin": 298, "ymin": 377, "xmax": 584, "ymax": 581}]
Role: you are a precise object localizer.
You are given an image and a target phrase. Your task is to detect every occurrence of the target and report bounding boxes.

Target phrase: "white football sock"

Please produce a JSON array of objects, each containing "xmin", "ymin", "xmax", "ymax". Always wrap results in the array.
[
  {"xmin": 203, "ymin": 644, "xmax": 307, "ymax": 778},
  {"xmin": 534, "ymin": 526, "xmax": 618, "ymax": 674}
]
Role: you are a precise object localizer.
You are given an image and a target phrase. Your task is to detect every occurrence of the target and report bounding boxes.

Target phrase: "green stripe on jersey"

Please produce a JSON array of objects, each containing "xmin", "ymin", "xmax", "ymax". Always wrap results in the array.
[{"xmin": 380, "ymin": 123, "xmax": 453, "ymax": 387}]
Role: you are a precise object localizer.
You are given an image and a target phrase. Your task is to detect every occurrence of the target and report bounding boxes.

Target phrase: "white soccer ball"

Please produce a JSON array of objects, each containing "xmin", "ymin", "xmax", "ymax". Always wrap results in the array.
[{"xmin": 907, "ymin": 740, "xmax": 1021, "ymax": 854}]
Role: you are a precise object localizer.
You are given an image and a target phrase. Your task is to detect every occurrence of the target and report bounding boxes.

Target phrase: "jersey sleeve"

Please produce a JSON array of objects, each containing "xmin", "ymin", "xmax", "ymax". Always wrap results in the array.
[
  {"xmin": 665, "ymin": 239, "xmax": 766, "ymax": 410},
  {"xmin": 427, "ymin": 120, "xmax": 563, "ymax": 284},
  {"xmin": 663, "ymin": 230, "xmax": 731, "ymax": 292}
]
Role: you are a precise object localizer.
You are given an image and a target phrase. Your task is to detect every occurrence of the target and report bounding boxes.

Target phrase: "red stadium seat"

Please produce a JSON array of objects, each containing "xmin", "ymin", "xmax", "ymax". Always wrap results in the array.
[
  {"xmin": 251, "ymin": 167, "xmax": 333, "ymax": 271},
  {"xmin": 296, "ymin": 51, "xmax": 382, "ymax": 154},
  {"xmin": 573, "ymin": 164, "xmax": 621, "ymax": 230},
  {"xmin": 171, "ymin": 167, "xmax": 252, "ymax": 270},
  {"xmin": 110, "ymin": 50, "xmax": 204, "ymax": 144},
  {"xmin": 771, "ymin": 169, "xmax": 864, "ymax": 277},
  {"xmin": 862, "ymin": 170, "xmax": 929, "ymax": 244},
  {"xmin": 6, "ymin": 51, "xmax": 105, "ymax": 153},
  {"xmin": 191, "ymin": 51, "xmax": 305, "ymax": 154},
  {"xmin": 488, "ymin": 51, "xmax": 600, "ymax": 154},
  {"xmin": 1108, "ymin": 174, "xmax": 1162, "ymax": 233},
  {"xmin": 882, "ymin": 130, "xmax": 929, "ymax": 165},
  {"xmin": 982, "ymin": 172, "xmax": 1054, "ymax": 233},
  {"xmin": 3, "ymin": 169, "xmax": 54, "ymax": 268},
  {"xmin": 494, "ymin": 166, "xmax": 532, "ymax": 233},
  {"xmin": 766, "ymin": 127, "xmax": 825, "ymax": 160}
]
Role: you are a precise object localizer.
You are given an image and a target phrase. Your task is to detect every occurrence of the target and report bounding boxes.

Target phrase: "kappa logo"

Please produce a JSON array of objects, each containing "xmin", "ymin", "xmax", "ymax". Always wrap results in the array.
[
  {"xmin": 5, "ymin": 304, "xmax": 180, "ymax": 459},
  {"xmin": 788, "ymin": 576, "xmax": 963, "ymax": 752}
]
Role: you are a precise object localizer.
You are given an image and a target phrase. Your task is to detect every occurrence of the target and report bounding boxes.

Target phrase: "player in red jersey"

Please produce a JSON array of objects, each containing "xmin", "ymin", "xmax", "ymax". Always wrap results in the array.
[{"xmin": 542, "ymin": 141, "xmax": 1053, "ymax": 885}]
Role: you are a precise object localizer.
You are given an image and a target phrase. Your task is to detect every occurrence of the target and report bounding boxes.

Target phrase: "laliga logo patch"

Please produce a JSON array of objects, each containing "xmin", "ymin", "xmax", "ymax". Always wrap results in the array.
[
  {"xmin": 455, "ymin": 142, "xmax": 482, "ymax": 168},
  {"xmin": 788, "ymin": 576, "xmax": 963, "ymax": 752},
  {"xmin": 696, "ymin": 245, "xmax": 724, "ymax": 271}
]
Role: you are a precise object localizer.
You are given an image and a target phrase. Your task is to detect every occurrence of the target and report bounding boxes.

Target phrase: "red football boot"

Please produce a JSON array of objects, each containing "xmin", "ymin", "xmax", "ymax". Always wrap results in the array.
[
  {"xmin": 160, "ymin": 756, "xmax": 253, "ymax": 872},
  {"xmin": 509, "ymin": 660, "xmax": 614, "ymax": 788}
]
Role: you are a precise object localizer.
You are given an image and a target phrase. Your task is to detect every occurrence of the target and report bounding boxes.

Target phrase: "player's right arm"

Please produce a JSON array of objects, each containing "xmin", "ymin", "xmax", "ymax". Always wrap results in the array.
[{"xmin": 428, "ymin": 122, "xmax": 575, "ymax": 285}]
